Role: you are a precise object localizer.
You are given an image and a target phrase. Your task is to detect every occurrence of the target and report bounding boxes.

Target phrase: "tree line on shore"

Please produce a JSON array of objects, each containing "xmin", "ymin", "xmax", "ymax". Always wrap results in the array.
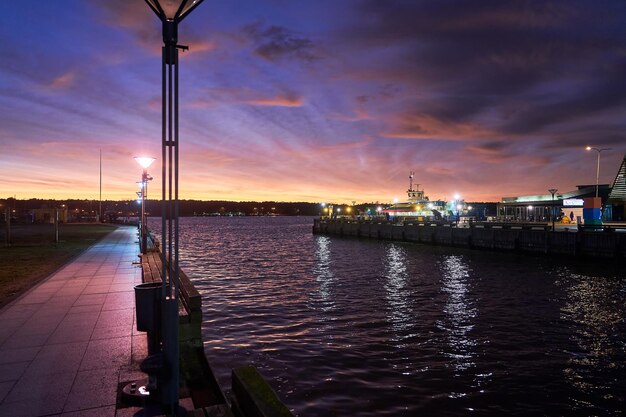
[{"xmin": 0, "ymin": 198, "xmax": 330, "ymax": 219}]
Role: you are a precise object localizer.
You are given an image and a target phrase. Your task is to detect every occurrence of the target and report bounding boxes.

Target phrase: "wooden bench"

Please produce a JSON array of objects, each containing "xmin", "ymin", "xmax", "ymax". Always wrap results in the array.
[{"xmin": 141, "ymin": 251, "xmax": 202, "ymax": 328}]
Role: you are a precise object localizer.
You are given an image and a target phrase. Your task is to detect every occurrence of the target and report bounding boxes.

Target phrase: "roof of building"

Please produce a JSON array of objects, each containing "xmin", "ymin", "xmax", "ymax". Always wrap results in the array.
[{"xmin": 607, "ymin": 154, "xmax": 626, "ymax": 203}]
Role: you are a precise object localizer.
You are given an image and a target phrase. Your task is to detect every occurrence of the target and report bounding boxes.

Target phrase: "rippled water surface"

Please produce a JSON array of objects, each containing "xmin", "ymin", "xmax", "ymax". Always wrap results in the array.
[{"xmin": 156, "ymin": 217, "xmax": 625, "ymax": 416}]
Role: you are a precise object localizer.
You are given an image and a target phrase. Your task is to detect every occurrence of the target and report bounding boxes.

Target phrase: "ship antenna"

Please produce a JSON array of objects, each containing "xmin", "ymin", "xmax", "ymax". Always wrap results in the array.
[{"xmin": 409, "ymin": 171, "xmax": 415, "ymax": 191}]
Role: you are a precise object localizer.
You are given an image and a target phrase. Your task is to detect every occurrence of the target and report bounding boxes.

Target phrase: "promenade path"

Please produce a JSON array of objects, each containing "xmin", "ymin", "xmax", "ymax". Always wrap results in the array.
[{"xmin": 0, "ymin": 226, "xmax": 147, "ymax": 416}]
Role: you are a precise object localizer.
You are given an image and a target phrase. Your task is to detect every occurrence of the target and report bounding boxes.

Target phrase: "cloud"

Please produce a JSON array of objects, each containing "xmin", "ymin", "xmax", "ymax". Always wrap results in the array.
[
  {"xmin": 243, "ymin": 22, "xmax": 317, "ymax": 62},
  {"xmin": 191, "ymin": 87, "xmax": 304, "ymax": 108},
  {"xmin": 46, "ymin": 71, "xmax": 75, "ymax": 90},
  {"xmin": 243, "ymin": 94, "xmax": 303, "ymax": 107},
  {"xmin": 340, "ymin": 0, "xmax": 626, "ymax": 140},
  {"xmin": 381, "ymin": 113, "xmax": 499, "ymax": 141}
]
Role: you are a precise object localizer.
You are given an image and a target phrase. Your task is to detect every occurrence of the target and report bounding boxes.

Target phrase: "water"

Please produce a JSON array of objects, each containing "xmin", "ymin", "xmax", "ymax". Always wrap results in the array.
[{"xmin": 152, "ymin": 216, "xmax": 625, "ymax": 416}]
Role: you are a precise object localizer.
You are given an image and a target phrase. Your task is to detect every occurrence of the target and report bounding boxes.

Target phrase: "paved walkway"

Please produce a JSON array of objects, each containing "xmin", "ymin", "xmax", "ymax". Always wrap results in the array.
[{"xmin": 0, "ymin": 226, "xmax": 147, "ymax": 417}]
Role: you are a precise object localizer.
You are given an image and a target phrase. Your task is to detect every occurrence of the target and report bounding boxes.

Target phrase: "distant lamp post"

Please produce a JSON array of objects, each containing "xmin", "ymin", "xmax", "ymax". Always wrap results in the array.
[
  {"xmin": 548, "ymin": 188, "xmax": 558, "ymax": 231},
  {"xmin": 134, "ymin": 157, "xmax": 155, "ymax": 255},
  {"xmin": 143, "ymin": 0, "xmax": 204, "ymax": 411},
  {"xmin": 527, "ymin": 205, "xmax": 533, "ymax": 222},
  {"xmin": 585, "ymin": 146, "xmax": 612, "ymax": 197},
  {"xmin": 456, "ymin": 203, "xmax": 462, "ymax": 226}
]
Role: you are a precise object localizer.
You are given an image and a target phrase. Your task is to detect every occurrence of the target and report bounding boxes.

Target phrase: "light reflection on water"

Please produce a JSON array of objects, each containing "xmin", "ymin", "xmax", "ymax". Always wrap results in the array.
[
  {"xmin": 557, "ymin": 268, "xmax": 625, "ymax": 414},
  {"xmin": 439, "ymin": 255, "xmax": 477, "ymax": 374},
  {"xmin": 313, "ymin": 236, "xmax": 335, "ymax": 313},
  {"xmin": 152, "ymin": 217, "xmax": 626, "ymax": 417},
  {"xmin": 383, "ymin": 244, "xmax": 411, "ymax": 338}
]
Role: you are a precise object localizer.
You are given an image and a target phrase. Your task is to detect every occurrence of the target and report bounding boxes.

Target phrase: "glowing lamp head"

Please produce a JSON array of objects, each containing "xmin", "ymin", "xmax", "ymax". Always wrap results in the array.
[
  {"xmin": 376, "ymin": 206, "xmax": 382, "ymax": 213},
  {"xmin": 528, "ymin": 205, "xmax": 533, "ymax": 210},
  {"xmin": 346, "ymin": 207, "xmax": 352, "ymax": 213},
  {"xmin": 321, "ymin": 202, "xmax": 326, "ymax": 207},
  {"xmin": 134, "ymin": 156, "xmax": 156, "ymax": 169},
  {"xmin": 453, "ymin": 193, "xmax": 461, "ymax": 201},
  {"xmin": 456, "ymin": 204, "xmax": 463, "ymax": 211},
  {"xmin": 337, "ymin": 208, "xmax": 341, "ymax": 213},
  {"xmin": 428, "ymin": 203, "xmax": 434, "ymax": 209},
  {"xmin": 468, "ymin": 206, "xmax": 473, "ymax": 211},
  {"xmin": 393, "ymin": 197, "xmax": 399, "ymax": 203},
  {"xmin": 585, "ymin": 146, "xmax": 592, "ymax": 151}
]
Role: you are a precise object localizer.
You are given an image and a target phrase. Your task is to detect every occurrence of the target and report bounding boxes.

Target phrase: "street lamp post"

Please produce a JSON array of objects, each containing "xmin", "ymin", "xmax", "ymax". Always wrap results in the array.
[
  {"xmin": 143, "ymin": 0, "xmax": 204, "ymax": 411},
  {"xmin": 548, "ymin": 188, "xmax": 558, "ymax": 231},
  {"xmin": 586, "ymin": 146, "xmax": 612, "ymax": 198},
  {"xmin": 135, "ymin": 157, "xmax": 155, "ymax": 255}
]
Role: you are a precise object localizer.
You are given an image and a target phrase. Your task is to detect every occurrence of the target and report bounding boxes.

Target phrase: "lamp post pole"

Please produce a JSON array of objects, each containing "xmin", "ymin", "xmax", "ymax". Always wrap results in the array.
[
  {"xmin": 143, "ymin": 1, "xmax": 204, "ymax": 412},
  {"xmin": 586, "ymin": 147, "xmax": 612, "ymax": 198},
  {"xmin": 548, "ymin": 188, "xmax": 558, "ymax": 231},
  {"xmin": 135, "ymin": 158, "xmax": 155, "ymax": 255}
]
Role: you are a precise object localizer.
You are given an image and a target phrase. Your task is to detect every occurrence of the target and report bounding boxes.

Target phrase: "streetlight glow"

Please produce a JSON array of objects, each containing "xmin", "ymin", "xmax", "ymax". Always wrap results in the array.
[{"xmin": 134, "ymin": 156, "xmax": 156, "ymax": 169}]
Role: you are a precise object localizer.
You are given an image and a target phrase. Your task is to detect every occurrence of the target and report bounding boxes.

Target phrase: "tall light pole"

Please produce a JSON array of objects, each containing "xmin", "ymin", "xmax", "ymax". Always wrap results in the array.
[
  {"xmin": 135, "ymin": 157, "xmax": 155, "ymax": 254},
  {"xmin": 548, "ymin": 188, "xmax": 558, "ymax": 231},
  {"xmin": 143, "ymin": 0, "xmax": 204, "ymax": 411},
  {"xmin": 99, "ymin": 148, "xmax": 102, "ymax": 223},
  {"xmin": 586, "ymin": 146, "xmax": 612, "ymax": 198}
]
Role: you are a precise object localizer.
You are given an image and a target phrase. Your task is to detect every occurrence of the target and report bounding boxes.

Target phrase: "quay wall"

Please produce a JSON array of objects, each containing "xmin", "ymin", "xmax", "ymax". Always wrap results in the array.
[{"xmin": 312, "ymin": 219, "xmax": 626, "ymax": 259}]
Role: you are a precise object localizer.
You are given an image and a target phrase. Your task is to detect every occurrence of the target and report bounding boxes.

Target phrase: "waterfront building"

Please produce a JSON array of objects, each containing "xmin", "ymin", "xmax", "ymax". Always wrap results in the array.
[
  {"xmin": 497, "ymin": 185, "xmax": 610, "ymax": 223},
  {"xmin": 498, "ymin": 153, "xmax": 626, "ymax": 222}
]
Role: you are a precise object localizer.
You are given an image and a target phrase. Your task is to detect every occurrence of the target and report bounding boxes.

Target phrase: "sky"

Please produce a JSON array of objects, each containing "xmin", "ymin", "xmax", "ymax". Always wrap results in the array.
[{"xmin": 0, "ymin": 0, "xmax": 625, "ymax": 203}]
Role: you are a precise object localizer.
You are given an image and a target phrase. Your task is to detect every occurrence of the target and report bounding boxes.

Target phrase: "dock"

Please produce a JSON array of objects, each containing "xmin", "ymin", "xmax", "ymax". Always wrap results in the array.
[{"xmin": 313, "ymin": 219, "xmax": 626, "ymax": 259}]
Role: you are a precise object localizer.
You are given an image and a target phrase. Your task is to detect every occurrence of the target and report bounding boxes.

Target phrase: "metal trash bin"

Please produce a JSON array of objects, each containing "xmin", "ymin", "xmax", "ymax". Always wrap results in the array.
[{"xmin": 134, "ymin": 282, "xmax": 162, "ymax": 332}]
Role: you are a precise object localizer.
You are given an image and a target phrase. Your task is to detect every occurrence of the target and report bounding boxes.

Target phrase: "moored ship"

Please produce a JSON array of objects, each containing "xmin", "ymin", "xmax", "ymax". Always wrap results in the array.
[{"xmin": 382, "ymin": 172, "xmax": 449, "ymax": 220}]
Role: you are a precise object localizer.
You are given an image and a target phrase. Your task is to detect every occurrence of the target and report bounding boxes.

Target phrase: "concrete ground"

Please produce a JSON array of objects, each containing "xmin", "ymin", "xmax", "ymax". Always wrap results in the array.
[{"xmin": 0, "ymin": 226, "xmax": 148, "ymax": 417}]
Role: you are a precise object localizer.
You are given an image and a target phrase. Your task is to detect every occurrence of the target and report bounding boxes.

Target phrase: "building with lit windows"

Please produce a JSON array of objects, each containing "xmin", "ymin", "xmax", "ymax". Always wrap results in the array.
[{"xmin": 497, "ymin": 153, "xmax": 626, "ymax": 223}]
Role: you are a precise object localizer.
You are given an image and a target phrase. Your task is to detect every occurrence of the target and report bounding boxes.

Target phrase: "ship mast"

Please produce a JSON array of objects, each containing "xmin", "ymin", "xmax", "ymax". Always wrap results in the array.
[{"xmin": 409, "ymin": 171, "xmax": 415, "ymax": 192}]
